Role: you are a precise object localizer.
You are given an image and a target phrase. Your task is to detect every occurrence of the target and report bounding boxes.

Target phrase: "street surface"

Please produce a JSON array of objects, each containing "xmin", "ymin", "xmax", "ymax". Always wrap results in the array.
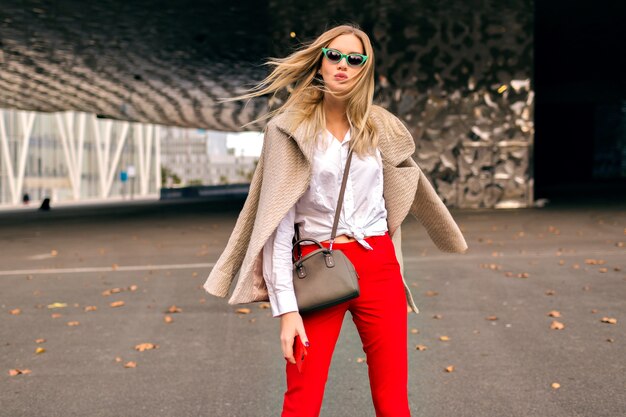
[{"xmin": 1, "ymin": 198, "xmax": 624, "ymax": 417}]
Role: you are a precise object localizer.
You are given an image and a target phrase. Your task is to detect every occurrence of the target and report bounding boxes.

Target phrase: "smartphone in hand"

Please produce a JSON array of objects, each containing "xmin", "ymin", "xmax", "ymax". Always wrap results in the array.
[{"xmin": 293, "ymin": 335, "xmax": 308, "ymax": 373}]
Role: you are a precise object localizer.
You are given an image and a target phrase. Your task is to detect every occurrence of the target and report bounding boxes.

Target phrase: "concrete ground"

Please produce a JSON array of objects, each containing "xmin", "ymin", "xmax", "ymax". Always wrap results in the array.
[{"xmin": 0, "ymin": 197, "xmax": 624, "ymax": 417}]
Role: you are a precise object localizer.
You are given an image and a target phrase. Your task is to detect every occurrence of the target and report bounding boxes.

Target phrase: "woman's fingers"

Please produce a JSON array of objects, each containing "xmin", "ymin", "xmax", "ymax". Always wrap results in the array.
[
  {"xmin": 297, "ymin": 324, "xmax": 310, "ymax": 349},
  {"xmin": 281, "ymin": 334, "xmax": 296, "ymax": 364}
]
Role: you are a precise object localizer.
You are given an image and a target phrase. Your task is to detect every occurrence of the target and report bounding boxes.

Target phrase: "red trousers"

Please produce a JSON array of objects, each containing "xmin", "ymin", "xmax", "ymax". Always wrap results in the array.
[{"xmin": 282, "ymin": 233, "xmax": 411, "ymax": 417}]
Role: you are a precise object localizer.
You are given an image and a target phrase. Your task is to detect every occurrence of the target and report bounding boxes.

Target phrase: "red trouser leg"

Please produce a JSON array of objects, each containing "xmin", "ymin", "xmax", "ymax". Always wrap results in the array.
[
  {"xmin": 281, "ymin": 302, "xmax": 348, "ymax": 417},
  {"xmin": 349, "ymin": 234, "xmax": 411, "ymax": 417},
  {"xmin": 281, "ymin": 233, "xmax": 410, "ymax": 417}
]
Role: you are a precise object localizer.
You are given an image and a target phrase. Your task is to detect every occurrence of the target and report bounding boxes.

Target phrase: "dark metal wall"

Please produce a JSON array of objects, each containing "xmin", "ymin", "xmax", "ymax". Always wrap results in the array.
[{"xmin": 0, "ymin": 0, "xmax": 533, "ymax": 207}]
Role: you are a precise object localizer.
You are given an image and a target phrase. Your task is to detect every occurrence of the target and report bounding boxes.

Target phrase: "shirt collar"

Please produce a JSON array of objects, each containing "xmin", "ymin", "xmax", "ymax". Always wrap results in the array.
[{"xmin": 271, "ymin": 105, "xmax": 415, "ymax": 166}]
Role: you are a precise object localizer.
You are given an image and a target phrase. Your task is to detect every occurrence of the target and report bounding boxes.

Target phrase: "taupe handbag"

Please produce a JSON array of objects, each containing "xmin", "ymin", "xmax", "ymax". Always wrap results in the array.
[{"xmin": 291, "ymin": 149, "xmax": 360, "ymax": 314}]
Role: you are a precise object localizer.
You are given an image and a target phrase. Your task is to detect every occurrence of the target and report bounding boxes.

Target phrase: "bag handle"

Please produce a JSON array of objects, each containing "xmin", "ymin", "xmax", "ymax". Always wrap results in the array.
[
  {"xmin": 329, "ymin": 148, "xmax": 354, "ymax": 250},
  {"xmin": 293, "ymin": 148, "xmax": 354, "ymax": 255}
]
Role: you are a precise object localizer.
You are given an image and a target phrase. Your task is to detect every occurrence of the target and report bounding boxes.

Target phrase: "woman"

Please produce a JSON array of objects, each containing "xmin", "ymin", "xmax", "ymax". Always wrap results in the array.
[{"xmin": 203, "ymin": 23, "xmax": 468, "ymax": 417}]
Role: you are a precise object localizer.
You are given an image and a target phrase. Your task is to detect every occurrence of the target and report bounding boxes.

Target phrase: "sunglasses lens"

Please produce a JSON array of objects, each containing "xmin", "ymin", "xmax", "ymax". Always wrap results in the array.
[
  {"xmin": 325, "ymin": 50, "xmax": 342, "ymax": 63},
  {"xmin": 347, "ymin": 55, "xmax": 365, "ymax": 66}
]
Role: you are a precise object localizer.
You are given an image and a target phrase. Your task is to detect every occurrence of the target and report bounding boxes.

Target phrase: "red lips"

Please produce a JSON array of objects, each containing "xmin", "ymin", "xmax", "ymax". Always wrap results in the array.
[{"xmin": 334, "ymin": 73, "xmax": 348, "ymax": 80}]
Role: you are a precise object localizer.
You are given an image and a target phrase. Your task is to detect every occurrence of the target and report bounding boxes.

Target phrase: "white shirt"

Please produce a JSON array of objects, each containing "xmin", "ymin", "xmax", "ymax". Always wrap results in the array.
[{"xmin": 262, "ymin": 129, "xmax": 388, "ymax": 317}]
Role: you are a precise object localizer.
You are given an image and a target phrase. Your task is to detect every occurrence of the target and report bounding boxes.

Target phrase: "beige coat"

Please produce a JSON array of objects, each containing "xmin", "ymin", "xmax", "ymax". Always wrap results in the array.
[{"xmin": 202, "ymin": 105, "xmax": 468, "ymax": 315}]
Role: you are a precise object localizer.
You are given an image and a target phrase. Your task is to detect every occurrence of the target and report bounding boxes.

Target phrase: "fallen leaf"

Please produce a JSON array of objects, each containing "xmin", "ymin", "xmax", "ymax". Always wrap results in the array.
[
  {"xmin": 111, "ymin": 264, "xmax": 119, "ymax": 270},
  {"xmin": 249, "ymin": 318, "xmax": 257, "ymax": 323},
  {"xmin": 110, "ymin": 301, "xmax": 125, "ymax": 308},
  {"xmin": 425, "ymin": 291, "xmax": 438, "ymax": 297},
  {"xmin": 9, "ymin": 368, "xmax": 32, "ymax": 376},
  {"xmin": 128, "ymin": 285, "xmax": 138, "ymax": 291},
  {"xmin": 9, "ymin": 308, "xmax": 21, "ymax": 315},
  {"xmin": 356, "ymin": 357, "xmax": 366, "ymax": 363},
  {"xmin": 547, "ymin": 310, "xmax": 561, "ymax": 317},
  {"xmin": 50, "ymin": 313, "xmax": 62, "ymax": 318},
  {"xmin": 432, "ymin": 314, "xmax": 443, "ymax": 319},
  {"xmin": 67, "ymin": 321, "xmax": 80, "ymax": 326},
  {"xmin": 517, "ymin": 272, "xmax": 530, "ymax": 278},
  {"xmin": 445, "ymin": 365, "xmax": 455, "ymax": 372},
  {"xmin": 410, "ymin": 328, "xmax": 419, "ymax": 334},
  {"xmin": 584, "ymin": 259, "xmax": 605, "ymax": 265},
  {"xmin": 590, "ymin": 309, "xmax": 598, "ymax": 313},
  {"xmin": 191, "ymin": 272, "xmax": 198, "ymax": 277},
  {"xmin": 102, "ymin": 287, "xmax": 123, "ymax": 296},
  {"xmin": 545, "ymin": 289, "xmax": 556, "ymax": 295},
  {"xmin": 415, "ymin": 344, "xmax": 427, "ymax": 351},
  {"xmin": 84, "ymin": 305, "xmax": 97, "ymax": 312},
  {"xmin": 598, "ymin": 268, "xmax": 608, "ymax": 273},
  {"xmin": 47, "ymin": 302, "xmax": 67, "ymax": 309},
  {"xmin": 134, "ymin": 343, "xmax": 159, "ymax": 351},
  {"xmin": 439, "ymin": 335, "xmax": 450, "ymax": 342},
  {"xmin": 485, "ymin": 315, "xmax": 498, "ymax": 321},
  {"xmin": 51, "ymin": 250, "xmax": 58, "ymax": 256},
  {"xmin": 167, "ymin": 305, "xmax": 182, "ymax": 313},
  {"xmin": 115, "ymin": 357, "xmax": 122, "ymax": 362},
  {"xmin": 35, "ymin": 347, "xmax": 45, "ymax": 354},
  {"xmin": 558, "ymin": 260, "xmax": 565, "ymax": 266},
  {"xmin": 236, "ymin": 308, "xmax": 251, "ymax": 314},
  {"xmin": 600, "ymin": 317, "xmax": 617, "ymax": 324},
  {"xmin": 551, "ymin": 382, "xmax": 560, "ymax": 389},
  {"xmin": 258, "ymin": 303, "xmax": 271, "ymax": 309},
  {"xmin": 124, "ymin": 361, "xmax": 137, "ymax": 368},
  {"xmin": 550, "ymin": 320, "xmax": 565, "ymax": 330},
  {"xmin": 35, "ymin": 338, "xmax": 46, "ymax": 343},
  {"xmin": 607, "ymin": 338, "xmax": 614, "ymax": 343},
  {"xmin": 164, "ymin": 315, "xmax": 173, "ymax": 324}
]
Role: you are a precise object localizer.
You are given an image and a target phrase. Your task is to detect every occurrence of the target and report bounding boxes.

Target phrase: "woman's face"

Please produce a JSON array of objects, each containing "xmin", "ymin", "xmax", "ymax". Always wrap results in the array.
[{"xmin": 319, "ymin": 34, "xmax": 366, "ymax": 94}]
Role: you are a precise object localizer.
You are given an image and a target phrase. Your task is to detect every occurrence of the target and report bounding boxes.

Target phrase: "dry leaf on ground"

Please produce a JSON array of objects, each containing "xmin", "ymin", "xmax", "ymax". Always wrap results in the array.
[
  {"xmin": 167, "ymin": 305, "xmax": 182, "ymax": 313},
  {"xmin": 134, "ymin": 343, "xmax": 158, "ymax": 351},
  {"xmin": 550, "ymin": 320, "xmax": 565, "ymax": 330},
  {"xmin": 600, "ymin": 317, "xmax": 617, "ymax": 324},
  {"xmin": 9, "ymin": 368, "xmax": 32, "ymax": 376}
]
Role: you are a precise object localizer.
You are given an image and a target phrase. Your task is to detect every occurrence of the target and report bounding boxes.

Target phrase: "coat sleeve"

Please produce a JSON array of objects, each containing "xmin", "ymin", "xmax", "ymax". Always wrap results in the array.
[
  {"xmin": 202, "ymin": 130, "xmax": 268, "ymax": 298},
  {"xmin": 407, "ymin": 157, "xmax": 468, "ymax": 254}
]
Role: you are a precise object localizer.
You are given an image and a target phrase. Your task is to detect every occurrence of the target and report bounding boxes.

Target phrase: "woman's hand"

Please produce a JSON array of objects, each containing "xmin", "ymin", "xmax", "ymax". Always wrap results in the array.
[{"xmin": 279, "ymin": 311, "xmax": 309, "ymax": 364}]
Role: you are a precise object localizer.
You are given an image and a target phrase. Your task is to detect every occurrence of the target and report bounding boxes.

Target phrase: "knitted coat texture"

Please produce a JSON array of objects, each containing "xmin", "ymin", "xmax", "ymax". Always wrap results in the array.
[{"xmin": 202, "ymin": 105, "xmax": 468, "ymax": 315}]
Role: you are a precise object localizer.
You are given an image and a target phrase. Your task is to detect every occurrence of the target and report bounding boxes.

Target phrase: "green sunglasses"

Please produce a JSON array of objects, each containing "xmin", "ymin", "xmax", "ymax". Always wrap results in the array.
[{"xmin": 321, "ymin": 47, "xmax": 368, "ymax": 67}]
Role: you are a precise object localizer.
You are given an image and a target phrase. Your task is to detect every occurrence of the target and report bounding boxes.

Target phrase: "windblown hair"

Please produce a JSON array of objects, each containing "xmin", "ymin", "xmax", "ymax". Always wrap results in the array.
[{"xmin": 226, "ymin": 23, "xmax": 382, "ymax": 156}]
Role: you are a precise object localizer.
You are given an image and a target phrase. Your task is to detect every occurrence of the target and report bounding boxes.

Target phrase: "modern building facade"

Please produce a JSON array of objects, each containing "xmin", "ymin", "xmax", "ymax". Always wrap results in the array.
[{"xmin": 0, "ymin": 108, "xmax": 258, "ymax": 208}]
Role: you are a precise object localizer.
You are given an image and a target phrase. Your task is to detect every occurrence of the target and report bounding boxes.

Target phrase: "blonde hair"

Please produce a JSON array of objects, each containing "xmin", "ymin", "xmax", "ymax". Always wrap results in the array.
[{"xmin": 226, "ymin": 23, "xmax": 380, "ymax": 156}]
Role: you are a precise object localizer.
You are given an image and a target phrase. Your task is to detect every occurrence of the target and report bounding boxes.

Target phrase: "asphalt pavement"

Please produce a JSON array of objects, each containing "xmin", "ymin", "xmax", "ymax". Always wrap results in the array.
[{"xmin": 1, "ymin": 197, "xmax": 624, "ymax": 417}]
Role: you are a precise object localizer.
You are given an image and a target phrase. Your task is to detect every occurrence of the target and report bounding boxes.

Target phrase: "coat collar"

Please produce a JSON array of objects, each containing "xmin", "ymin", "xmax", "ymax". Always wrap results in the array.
[{"xmin": 271, "ymin": 105, "xmax": 415, "ymax": 166}]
